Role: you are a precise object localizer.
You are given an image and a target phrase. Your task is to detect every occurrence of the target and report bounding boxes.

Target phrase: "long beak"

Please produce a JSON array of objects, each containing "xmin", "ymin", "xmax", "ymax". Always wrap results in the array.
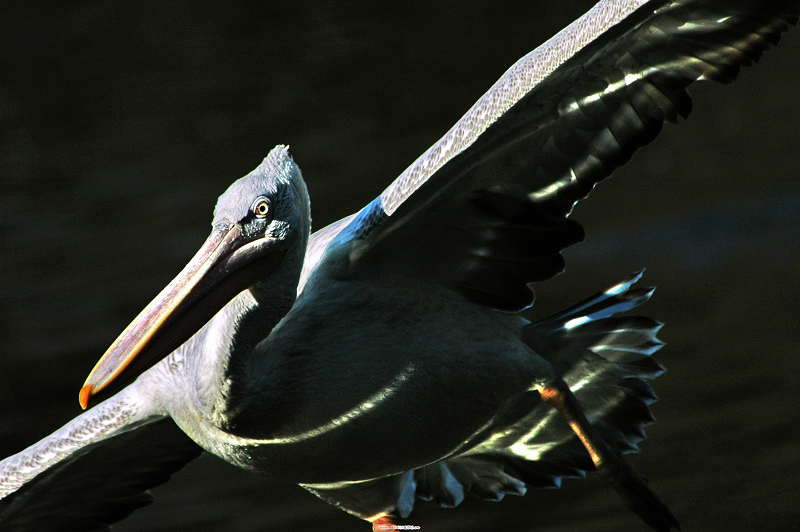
[{"xmin": 79, "ymin": 224, "xmax": 284, "ymax": 409}]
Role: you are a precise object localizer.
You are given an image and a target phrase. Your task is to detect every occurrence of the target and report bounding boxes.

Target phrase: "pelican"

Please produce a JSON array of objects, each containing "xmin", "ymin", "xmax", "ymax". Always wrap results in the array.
[{"xmin": 1, "ymin": 1, "xmax": 797, "ymax": 531}]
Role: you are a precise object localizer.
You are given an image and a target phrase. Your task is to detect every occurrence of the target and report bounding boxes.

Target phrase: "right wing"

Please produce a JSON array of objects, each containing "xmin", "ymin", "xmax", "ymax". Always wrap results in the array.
[{"xmin": 299, "ymin": 0, "xmax": 798, "ymax": 310}]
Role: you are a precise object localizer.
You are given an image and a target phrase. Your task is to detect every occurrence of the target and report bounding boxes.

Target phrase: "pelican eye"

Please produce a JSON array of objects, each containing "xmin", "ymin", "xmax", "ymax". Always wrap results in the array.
[{"xmin": 252, "ymin": 197, "xmax": 272, "ymax": 219}]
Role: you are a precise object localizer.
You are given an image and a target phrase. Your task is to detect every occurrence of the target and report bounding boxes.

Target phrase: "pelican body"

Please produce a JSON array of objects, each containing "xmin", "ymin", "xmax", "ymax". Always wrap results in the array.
[{"xmin": 2, "ymin": 1, "xmax": 798, "ymax": 531}]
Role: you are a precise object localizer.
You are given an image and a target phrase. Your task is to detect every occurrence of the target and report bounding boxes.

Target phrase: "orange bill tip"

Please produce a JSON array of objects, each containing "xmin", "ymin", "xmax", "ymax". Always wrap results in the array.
[{"xmin": 79, "ymin": 384, "xmax": 94, "ymax": 410}]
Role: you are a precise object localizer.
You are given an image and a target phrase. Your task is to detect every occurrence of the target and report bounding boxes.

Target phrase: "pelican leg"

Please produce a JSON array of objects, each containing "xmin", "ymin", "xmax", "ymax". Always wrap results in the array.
[
  {"xmin": 370, "ymin": 514, "xmax": 395, "ymax": 531},
  {"xmin": 538, "ymin": 381, "xmax": 681, "ymax": 532}
]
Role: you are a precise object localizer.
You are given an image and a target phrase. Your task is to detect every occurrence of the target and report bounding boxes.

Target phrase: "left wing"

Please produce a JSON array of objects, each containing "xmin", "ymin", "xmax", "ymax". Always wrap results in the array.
[{"xmin": 0, "ymin": 387, "xmax": 201, "ymax": 531}]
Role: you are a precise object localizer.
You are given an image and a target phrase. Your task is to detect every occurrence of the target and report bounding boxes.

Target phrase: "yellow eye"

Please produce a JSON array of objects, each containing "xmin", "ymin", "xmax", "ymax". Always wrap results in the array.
[{"xmin": 253, "ymin": 198, "xmax": 271, "ymax": 218}]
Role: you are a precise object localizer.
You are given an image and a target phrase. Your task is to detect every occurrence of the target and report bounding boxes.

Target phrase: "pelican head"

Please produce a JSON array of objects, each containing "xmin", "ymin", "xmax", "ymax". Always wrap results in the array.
[{"xmin": 80, "ymin": 146, "xmax": 310, "ymax": 408}]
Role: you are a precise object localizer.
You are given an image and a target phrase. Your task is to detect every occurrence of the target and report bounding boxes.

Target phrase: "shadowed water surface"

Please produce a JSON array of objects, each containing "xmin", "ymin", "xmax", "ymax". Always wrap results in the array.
[{"xmin": 1, "ymin": 1, "xmax": 799, "ymax": 531}]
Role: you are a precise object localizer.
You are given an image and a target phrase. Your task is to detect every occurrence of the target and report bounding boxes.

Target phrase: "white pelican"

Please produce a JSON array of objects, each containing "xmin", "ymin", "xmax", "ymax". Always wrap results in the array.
[{"xmin": 2, "ymin": 1, "xmax": 798, "ymax": 531}]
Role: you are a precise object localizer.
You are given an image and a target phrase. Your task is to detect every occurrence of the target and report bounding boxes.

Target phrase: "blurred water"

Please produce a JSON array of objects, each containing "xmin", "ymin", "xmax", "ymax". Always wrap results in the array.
[{"xmin": 1, "ymin": 1, "xmax": 799, "ymax": 531}]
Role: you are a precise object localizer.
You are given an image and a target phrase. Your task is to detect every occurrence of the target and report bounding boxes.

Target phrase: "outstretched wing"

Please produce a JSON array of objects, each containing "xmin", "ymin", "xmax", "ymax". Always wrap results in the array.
[
  {"xmin": 302, "ymin": 0, "xmax": 798, "ymax": 310},
  {"xmin": 0, "ymin": 388, "xmax": 202, "ymax": 532}
]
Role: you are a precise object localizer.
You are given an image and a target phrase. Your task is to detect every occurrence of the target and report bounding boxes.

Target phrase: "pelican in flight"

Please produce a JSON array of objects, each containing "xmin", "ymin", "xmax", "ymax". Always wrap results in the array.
[{"xmin": 2, "ymin": 1, "xmax": 797, "ymax": 530}]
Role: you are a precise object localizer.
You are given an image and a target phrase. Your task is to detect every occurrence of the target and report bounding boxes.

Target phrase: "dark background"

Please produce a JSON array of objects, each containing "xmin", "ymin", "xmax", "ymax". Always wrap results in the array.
[{"xmin": 1, "ymin": 1, "xmax": 799, "ymax": 530}]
